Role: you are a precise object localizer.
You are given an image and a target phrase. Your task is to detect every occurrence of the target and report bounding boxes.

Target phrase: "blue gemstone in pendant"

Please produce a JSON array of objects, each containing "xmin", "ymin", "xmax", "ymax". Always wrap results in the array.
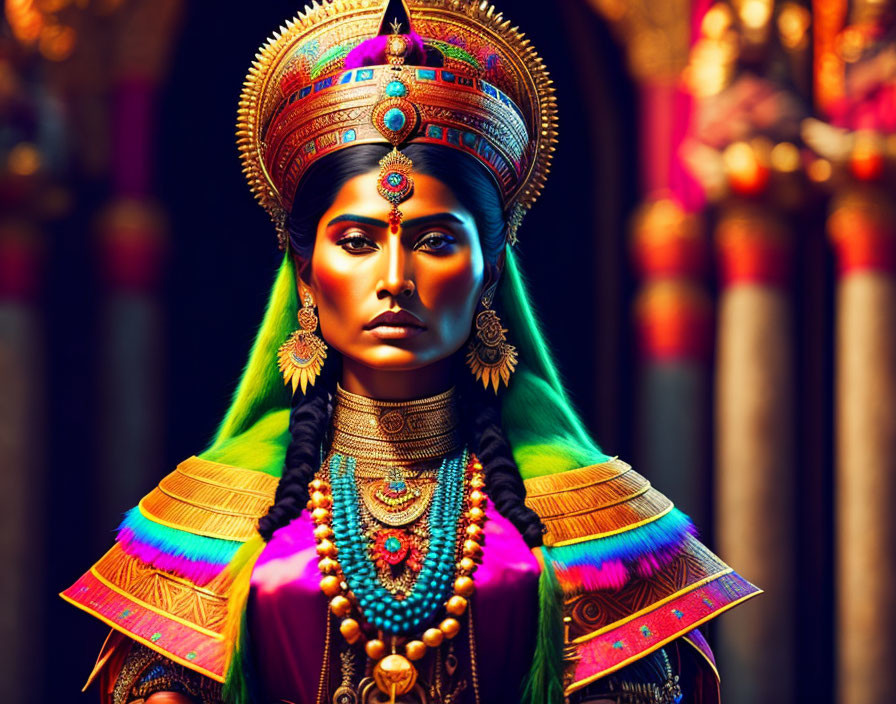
[
  {"xmin": 384, "ymin": 536, "xmax": 402, "ymax": 553},
  {"xmin": 385, "ymin": 80, "xmax": 408, "ymax": 97},
  {"xmin": 383, "ymin": 107, "xmax": 407, "ymax": 132}
]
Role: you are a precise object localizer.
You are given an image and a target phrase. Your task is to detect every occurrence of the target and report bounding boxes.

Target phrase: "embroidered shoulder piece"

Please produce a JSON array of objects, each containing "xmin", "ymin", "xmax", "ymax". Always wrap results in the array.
[
  {"xmin": 61, "ymin": 456, "xmax": 278, "ymax": 683},
  {"xmin": 524, "ymin": 459, "xmax": 761, "ymax": 696}
]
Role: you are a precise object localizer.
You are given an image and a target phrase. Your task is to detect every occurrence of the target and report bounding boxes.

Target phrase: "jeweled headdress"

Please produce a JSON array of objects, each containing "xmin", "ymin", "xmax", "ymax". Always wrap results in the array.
[{"xmin": 237, "ymin": 0, "xmax": 557, "ymax": 248}]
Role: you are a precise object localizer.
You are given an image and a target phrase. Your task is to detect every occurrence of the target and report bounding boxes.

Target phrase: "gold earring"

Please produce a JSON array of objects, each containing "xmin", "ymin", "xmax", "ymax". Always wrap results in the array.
[
  {"xmin": 466, "ymin": 290, "xmax": 517, "ymax": 392},
  {"xmin": 277, "ymin": 291, "xmax": 328, "ymax": 394}
]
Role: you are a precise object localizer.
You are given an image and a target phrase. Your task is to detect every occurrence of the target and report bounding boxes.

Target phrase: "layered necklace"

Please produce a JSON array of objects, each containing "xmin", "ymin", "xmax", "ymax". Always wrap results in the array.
[{"xmin": 309, "ymin": 387, "xmax": 487, "ymax": 704}]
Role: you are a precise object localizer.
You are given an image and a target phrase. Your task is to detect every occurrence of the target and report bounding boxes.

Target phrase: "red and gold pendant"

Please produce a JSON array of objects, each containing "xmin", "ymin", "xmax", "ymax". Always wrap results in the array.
[{"xmin": 372, "ymin": 528, "xmax": 424, "ymax": 572}]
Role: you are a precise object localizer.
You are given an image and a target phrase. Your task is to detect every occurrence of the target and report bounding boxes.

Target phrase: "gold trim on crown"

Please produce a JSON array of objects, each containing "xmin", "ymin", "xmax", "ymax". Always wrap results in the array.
[{"xmin": 237, "ymin": 0, "xmax": 557, "ymax": 249}]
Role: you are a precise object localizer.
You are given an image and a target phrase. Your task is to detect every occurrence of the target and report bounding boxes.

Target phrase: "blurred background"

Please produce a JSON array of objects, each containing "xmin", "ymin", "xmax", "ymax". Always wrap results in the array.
[{"xmin": 1, "ymin": 0, "xmax": 894, "ymax": 702}]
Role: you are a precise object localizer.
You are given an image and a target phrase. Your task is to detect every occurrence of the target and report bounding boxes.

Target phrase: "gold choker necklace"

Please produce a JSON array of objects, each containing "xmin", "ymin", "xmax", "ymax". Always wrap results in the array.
[{"xmin": 329, "ymin": 385, "xmax": 462, "ymax": 466}]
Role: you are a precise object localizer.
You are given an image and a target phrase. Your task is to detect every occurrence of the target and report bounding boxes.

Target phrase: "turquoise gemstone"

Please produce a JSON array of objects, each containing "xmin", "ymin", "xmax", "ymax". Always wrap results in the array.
[
  {"xmin": 385, "ymin": 80, "xmax": 408, "ymax": 97},
  {"xmin": 383, "ymin": 108, "xmax": 406, "ymax": 132},
  {"xmin": 384, "ymin": 536, "xmax": 402, "ymax": 553}
]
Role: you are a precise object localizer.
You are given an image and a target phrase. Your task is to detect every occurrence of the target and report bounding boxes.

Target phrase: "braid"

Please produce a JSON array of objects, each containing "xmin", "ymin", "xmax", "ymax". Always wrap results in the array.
[
  {"xmin": 257, "ymin": 381, "xmax": 331, "ymax": 541},
  {"xmin": 461, "ymin": 375, "xmax": 545, "ymax": 548}
]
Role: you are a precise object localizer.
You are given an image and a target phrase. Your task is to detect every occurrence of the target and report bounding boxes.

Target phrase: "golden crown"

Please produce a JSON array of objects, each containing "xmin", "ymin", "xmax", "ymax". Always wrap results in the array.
[{"xmin": 237, "ymin": 0, "xmax": 558, "ymax": 248}]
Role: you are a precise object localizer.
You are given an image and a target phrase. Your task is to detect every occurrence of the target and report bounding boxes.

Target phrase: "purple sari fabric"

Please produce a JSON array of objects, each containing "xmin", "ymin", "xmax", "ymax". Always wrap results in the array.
[{"xmin": 250, "ymin": 503, "xmax": 541, "ymax": 704}]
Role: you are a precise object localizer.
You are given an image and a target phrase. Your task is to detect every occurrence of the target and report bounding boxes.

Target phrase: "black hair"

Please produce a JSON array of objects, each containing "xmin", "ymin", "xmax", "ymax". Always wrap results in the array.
[{"xmin": 257, "ymin": 144, "xmax": 544, "ymax": 547}]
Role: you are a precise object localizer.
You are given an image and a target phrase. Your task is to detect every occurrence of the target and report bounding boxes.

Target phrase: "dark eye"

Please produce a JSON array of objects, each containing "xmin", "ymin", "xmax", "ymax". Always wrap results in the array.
[
  {"xmin": 415, "ymin": 231, "xmax": 457, "ymax": 253},
  {"xmin": 336, "ymin": 232, "xmax": 377, "ymax": 253}
]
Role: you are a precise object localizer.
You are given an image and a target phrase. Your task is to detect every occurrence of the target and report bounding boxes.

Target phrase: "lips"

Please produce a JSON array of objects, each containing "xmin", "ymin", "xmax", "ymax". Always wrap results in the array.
[{"xmin": 364, "ymin": 309, "xmax": 426, "ymax": 330}]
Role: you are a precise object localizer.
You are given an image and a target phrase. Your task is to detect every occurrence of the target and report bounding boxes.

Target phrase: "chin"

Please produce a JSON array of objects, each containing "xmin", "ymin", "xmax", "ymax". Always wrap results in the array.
[
  {"xmin": 361, "ymin": 348, "xmax": 446, "ymax": 370},
  {"xmin": 341, "ymin": 342, "xmax": 461, "ymax": 372}
]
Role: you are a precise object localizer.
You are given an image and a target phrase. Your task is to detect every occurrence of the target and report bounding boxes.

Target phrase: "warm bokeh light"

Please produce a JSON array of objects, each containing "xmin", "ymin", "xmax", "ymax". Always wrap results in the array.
[
  {"xmin": 850, "ymin": 130, "xmax": 885, "ymax": 181},
  {"xmin": 684, "ymin": 37, "xmax": 737, "ymax": 97},
  {"xmin": 5, "ymin": 0, "xmax": 122, "ymax": 57},
  {"xmin": 7, "ymin": 142, "xmax": 42, "ymax": 177},
  {"xmin": 6, "ymin": 0, "xmax": 45, "ymax": 43},
  {"xmin": 839, "ymin": 25, "xmax": 875, "ymax": 63},
  {"xmin": 770, "ymin": 142, "xmax": 801, "ymax": 172},
  {"xmin": 723, "ymin": 141, "xmax": 770, "ymax": 194},
  {"xmin": 807, "ymin": 158, "xmax": 833, "ymax": 182},
  {"xmin": 739, "ymin": 0, "xmax": 772, "ymax": 29},
  {"xmin": 702, "ymin": 3, "xmax": 734, "ymax": 39},
  {"xmin": 778, "ymin": 3, "xmax": 811, "ymax": 50},
  {"xmin": 38, "ymin": 22, "xmax": 76, "ymax": 60}
]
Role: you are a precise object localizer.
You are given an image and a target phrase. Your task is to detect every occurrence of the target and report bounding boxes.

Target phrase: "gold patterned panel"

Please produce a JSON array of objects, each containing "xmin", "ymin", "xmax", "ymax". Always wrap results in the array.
[
  {"xmin": 330, "ymin": 385, "xmax": 462, "ymax": 464},
  {"xmin": 176, "ymin": 456, "xmax": 281, "ymax": 496},
  {"xmin": 139, "ymin": 457, "xmax": 279, "ymax": 541},
  {"xmin": 524, "ymin": 460, "xmax": 674, "ymax": 546},
  {"xmin": 93, "ymin": 544, "xmax": 231, "ymax": 636}
]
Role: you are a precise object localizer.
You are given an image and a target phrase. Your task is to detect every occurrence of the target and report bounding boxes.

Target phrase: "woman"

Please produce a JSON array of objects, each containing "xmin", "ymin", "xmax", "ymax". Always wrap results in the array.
[{"xmin": 63, "ymin": 1, "xmax": 759, "ymax": 703}]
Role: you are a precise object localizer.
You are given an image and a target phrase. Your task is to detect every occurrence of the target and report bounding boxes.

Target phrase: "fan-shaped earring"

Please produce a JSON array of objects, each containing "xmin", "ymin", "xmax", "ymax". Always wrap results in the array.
[
  {"xmin": 465, "ymin": 291, "xmax": 517, "ymax": 392},
  {"xmin": 277, "ymin": 291, "xmax": 328, "ymax": 394}
]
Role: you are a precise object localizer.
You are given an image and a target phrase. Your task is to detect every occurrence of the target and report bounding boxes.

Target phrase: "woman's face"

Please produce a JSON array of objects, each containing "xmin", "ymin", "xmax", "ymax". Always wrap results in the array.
[{"xmin": 300, "ymin": 168, "xmax": 491, "ymax": 375}]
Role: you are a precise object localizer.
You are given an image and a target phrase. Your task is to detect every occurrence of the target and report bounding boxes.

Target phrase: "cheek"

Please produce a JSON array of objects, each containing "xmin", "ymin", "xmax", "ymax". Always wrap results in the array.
[
  {"xmin": 416, "ymin": 256, "xmax": 483, "ymax": 335},
  {"xmin": 309, "ymin": 248, "xmax": 372, "ymax": 335}
]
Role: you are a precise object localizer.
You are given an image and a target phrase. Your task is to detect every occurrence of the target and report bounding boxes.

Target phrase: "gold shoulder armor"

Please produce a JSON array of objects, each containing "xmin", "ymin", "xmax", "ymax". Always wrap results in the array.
[
  {"xmin": 140, "ymin": 456, "xmax": 279, "ymax": 540},
  {"xmin": 523, "ymin": 458, "xmax": 673, "ymax": 546},
  {"xmin": 62, "ymin": 457, "xmax": 278, "ymax": 683}
]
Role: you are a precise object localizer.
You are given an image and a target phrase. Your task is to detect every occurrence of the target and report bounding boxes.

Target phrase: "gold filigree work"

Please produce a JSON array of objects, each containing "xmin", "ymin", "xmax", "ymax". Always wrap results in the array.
[
  {"xmin": 330, "ymin": 385, "xmax": 462, "ymax": 465},
  {"xmin": 236, "ymin": 0, "xmax": 558, "ymax": 248},
  {"xmin": 139, "ymin": 457, "xmax": 278, "ymax": 541},
  {"xmin": 523, "ymin": 459, "xmax": 675, "ymax": 546}
]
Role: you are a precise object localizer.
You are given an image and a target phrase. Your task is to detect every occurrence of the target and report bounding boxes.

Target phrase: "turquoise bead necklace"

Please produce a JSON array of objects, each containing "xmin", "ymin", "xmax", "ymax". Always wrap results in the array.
[{"xmin": 329, "ymin": 448, "xmax": 468, "ymax": 636}]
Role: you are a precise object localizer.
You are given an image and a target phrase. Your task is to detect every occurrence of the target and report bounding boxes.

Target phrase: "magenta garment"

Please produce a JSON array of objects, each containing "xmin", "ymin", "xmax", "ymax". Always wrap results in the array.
[{"xmin": 250, "ymin": 502, "xmax": 542, "ymax": 704}]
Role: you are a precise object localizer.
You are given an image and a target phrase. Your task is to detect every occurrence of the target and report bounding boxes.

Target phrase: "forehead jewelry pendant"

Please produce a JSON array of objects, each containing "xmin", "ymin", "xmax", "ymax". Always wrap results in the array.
[
  {"xmin": 378, "ymin": 148, "xmax": 414, "ymax": 233},
  {"xmin": 371, "ymin": 16, "xmax": 418, "ymax": 233}
]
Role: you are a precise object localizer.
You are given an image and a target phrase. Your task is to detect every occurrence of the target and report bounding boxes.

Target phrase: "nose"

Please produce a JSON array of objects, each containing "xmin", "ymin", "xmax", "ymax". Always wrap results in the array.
[{"xmin": 376, "ymin": 236, "xmax": 416, "ymax": 299}]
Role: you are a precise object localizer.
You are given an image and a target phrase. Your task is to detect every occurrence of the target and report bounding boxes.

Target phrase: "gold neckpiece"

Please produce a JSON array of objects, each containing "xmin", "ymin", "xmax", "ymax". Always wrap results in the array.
[
  {"xmin": 313, "ymin": 385, "xmax": 487, "ymax": 703},
  {"xmin": 329, "ymin": 385, "xmax": 462, "ymax": 466}
]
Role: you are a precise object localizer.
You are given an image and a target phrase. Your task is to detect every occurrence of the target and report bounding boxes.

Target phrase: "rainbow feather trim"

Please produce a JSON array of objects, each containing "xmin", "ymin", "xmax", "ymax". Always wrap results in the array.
[
  {"xmin": 116, "ymin": 507, "xmax": 243, "ymax": 586},
  {"xmin": 546, "ymin": 508, "xmax": 696, "ymax": 594}
]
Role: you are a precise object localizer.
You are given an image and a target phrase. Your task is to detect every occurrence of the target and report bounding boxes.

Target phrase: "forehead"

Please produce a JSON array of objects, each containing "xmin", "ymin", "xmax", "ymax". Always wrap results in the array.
[{"xmin": 323, "ymin": 169, "xmax": 470, "ymax": 221}]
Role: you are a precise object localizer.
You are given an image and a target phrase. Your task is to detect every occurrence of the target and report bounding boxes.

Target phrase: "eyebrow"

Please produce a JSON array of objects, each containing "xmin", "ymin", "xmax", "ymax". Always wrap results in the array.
[
  {"xmin": 325, "ymin": 212, "xmax": 467, "ymax": 230},
  {"xmin": 326, "ymin": 214, "xmax": 388, "ymax": 228},
  {"xmin": 402, "ymin": 213, "xmax": 466, "ymax": 229}
]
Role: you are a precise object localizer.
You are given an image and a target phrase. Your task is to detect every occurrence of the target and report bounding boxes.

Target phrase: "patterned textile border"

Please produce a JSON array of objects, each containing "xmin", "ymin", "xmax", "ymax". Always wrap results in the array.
[
  {"xmin": 61, "ymin": 568, "xmax": 227, "ymax": 682},
  {"xmin": 565, "ymin": 571, "xmax": 760, "ymax": 694}
]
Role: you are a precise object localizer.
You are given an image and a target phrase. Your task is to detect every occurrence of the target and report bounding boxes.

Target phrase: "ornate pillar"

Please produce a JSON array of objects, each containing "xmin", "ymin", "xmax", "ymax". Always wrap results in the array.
[
  {"xmin": 582, "ymin": 0, "xmax": 711, "ymax": 524},
  {"xmin": 96, "ymin": 200, "xmax": 167, "ymax": 524},
  {"xmin": 829, "ymin": 188, "xmax": 896, "ymax": 704},
  {"xmin": 0, "ymin": 221, "xmax": 45, "ymax": 703},
  {"xmin": 95, "ymin": 0, "xmax": 181, "ymax": 527},
  {"xmin": 631, "ymin": 200, "xmax": 712, "ymax": 526},
  {"xmin": 713, "ymin": 203, "xmax": 795, "ymax": 704}
]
